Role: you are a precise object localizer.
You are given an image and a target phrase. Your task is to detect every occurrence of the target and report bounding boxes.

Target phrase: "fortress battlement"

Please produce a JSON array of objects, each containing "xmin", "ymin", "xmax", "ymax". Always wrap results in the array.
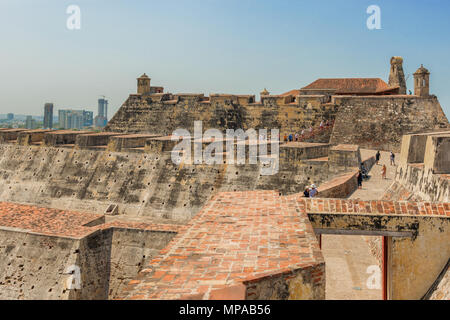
[{"xmin": 0, "ymin": 56, "xmax": 449, "ymax": 301}]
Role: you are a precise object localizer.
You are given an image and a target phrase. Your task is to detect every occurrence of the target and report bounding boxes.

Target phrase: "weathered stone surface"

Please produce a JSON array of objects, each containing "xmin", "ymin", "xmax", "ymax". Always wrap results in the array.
[
  {"xmin": 388, "ymin": 56, "xmax": 407, "ymax": 95},
  {"xmin": 104, "ymin": 93, "xmax": 338, "ymax": 139},
  {"xmin": 0, "ymin": 143, "xmax": 357, "ymax": 221},
  {"xmin": 329, "ymin": 96, "xmax": 449, "ymax": 152}
]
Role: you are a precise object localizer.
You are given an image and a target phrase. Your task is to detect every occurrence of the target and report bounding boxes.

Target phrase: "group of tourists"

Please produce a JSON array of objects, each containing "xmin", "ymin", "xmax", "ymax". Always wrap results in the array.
[
  {"xmin": 283, "ymin": 120, "xmax": 333, "ymax": 142},
  {"xmin": 303, "ymin": 184, "xmax": 318, "ymax": 198},
  {"xmin": 302, "ymin": 150, "xmax": 397, "ymax": 193},
  {"xmin": 376, "ymin": 150, "xmax": 396, "ymax": 180}
]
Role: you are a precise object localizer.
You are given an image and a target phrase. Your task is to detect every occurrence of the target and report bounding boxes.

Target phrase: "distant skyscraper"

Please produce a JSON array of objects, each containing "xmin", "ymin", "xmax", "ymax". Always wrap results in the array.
[
  {"xmin": 25, "ymin": 116, "xmax": 36, "ymax": 129},
  {"xmin": 83, "ymin": 111, "xmax": 94, "ymax": 127},
  {"xmin": 98, "ymin": 98, "xmax": 108, "ymax": 119},
  {"xmin": 67, "ymin": 111, "xmax": 84, "ymax": 129},
  {"xmin": 59, "ymin": 109, "xmax": 93, "ymax": 129},
  {"xmin": 44, "ymin": 103, "xmax": 53, "ymax": 129},
  {"xmin": 95, "ymin": 98, "xmax": 108, "ymax": 128},
  {"xmin": 6, "ymin": 113, "xmax": 14, "ymax": 121},
  {"xmin": 58, "ymin": 110, "xmax": 68, "ymax": 129}
]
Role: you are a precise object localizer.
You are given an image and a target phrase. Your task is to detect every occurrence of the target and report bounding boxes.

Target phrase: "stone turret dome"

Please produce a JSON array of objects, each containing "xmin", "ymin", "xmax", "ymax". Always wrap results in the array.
[
  {"xmin": 414, "ymin": 65, "xmax": 430, "ymax": 75},
  {"xmin": 139, "ymin": 73, "xmax": 150, "ymax": 79},
  {"xmin": 260, "ymin": 88, "xmax": 269, "ymax": 95}
]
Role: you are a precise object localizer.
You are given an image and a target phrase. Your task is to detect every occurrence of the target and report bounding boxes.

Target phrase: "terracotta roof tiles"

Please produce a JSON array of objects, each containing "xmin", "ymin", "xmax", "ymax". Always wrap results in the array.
[{"xmin": 300, "ymin": 78, "xmax": 398, "ymax": 94}]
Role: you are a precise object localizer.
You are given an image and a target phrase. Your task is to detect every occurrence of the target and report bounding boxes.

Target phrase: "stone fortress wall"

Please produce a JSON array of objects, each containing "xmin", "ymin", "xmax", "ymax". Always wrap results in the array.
[
  {"xmin": 0, "ymin": 131, "xmax": 361, "ymax": 222},
  {"xmin": 104, "ymin": 91, "xmax": 447, "ymax": 154},
  {"xmin": 0, "ymin": 56, "xmax": 448, "ymax": 300},
  {"xmin": 383, "ymin": 130, "xmax": 450, "ymax": 202},
  {"xmin": 329, "ymin": 96, "xmax": 448, "ymax": 152},
  {"xmin": 0, "ymin": 203, "xmax": 180, "ymax": 300},
  {"xmin": 104, "ymin": 93, "xmax": 338, "ymax": 139},
  {"xmin": 105, "ymin": 57, "xmax": 449, "ymax": 153}
]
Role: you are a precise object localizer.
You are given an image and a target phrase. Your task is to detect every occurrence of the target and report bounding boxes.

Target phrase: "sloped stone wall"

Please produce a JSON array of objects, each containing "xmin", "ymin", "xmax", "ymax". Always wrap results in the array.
[
  {"xmin": 0, "ymin": 228, "xmax": 77, "ymax": 300},
  {"xmin": 104, "ymin": 94, "xmax": 338, "ymax": 137},
  {"xmin": 330, "ymin": 96, "xmax": 449, "ymax": 152},
  {"xmin": 0, "ymin": 144, "xmax": 340, "ymax": 222}
]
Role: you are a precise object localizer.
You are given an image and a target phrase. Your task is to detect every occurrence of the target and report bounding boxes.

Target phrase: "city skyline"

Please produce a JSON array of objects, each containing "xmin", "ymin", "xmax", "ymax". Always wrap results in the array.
[{"xmin": 1, "ymin": 0, "xmax": 450, "ymax": 118}]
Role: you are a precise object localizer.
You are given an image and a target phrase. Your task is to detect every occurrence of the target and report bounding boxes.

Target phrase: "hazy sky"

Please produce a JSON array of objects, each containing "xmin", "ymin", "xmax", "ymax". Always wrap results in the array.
[{"xmin": 1, "ymin": 0, "xmax": 449, "ymax": 119}]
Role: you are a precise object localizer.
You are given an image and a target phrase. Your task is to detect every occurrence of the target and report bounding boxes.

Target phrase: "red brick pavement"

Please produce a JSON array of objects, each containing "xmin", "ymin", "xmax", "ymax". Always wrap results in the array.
[
  {"xmin": 0, "ymin": 202, "xmax": 182, "ymax": 238},
  {"xmin": 120, "ymin": 191, "xmax": 324, "ymax": 300},
  {"xmin": 0, "ymin": 190, "xmax": 448, "ymax": 300}
]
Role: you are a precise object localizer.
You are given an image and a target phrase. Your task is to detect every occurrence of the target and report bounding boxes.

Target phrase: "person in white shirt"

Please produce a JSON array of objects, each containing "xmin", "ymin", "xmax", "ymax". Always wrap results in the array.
[{"xmin": 309, "ymin": 184, "xmax": 318, "ymax": 198}]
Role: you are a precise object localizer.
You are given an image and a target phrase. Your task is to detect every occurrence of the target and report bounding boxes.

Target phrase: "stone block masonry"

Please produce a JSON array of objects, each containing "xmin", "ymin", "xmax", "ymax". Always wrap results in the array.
[
  {"xmin": 0, "ymin": 192, "xmax": 448, "ymax": 300},
  {"xmin": 119, "ymin": 191, "xmax": 325, "ymax": 300},
  {"xmin": 329, "ymin": 96, "xmax": 449, "ymax": 152},
  {"xmin": 392, "ymin": 131, "xmax": 450, "ymax": 202},
  {"xmin": 0, "ymin": 142, "xmax": 360, "ymax": 222},
  {"xmin": 107, "ymin": 134, "xmax": 162, "ymax": 152},
  {"xmin": 44, "ymin": 130, "xmax": 91, "ymax": 147},
  {"xmin": 0, "ymin": 129, "xmax": 27, "ymax": 143},
  {"xmin": 104, "ymin": 92, "xmax": 338, "ymax": 139},
  {"xmin": 75, "ymin": 132, "xmax": 125, "ymax": 149},
  {"xmin": 17, "ymin": 129, "xmax": 54, "ymax": 146},
  {"xmin": 0, "ymin": 202, "xmax": 180, "ymax": 300},
  {"xmin": 119, "ymin": 192, "xmax": 449, "ymax": 300}
]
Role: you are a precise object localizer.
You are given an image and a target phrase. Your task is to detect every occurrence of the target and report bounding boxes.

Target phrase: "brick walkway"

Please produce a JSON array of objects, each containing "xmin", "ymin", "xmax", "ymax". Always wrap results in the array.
[
  {"xmin": 120, "ymin": 191, "xmax": 324, "ymax": 299},
  {"xmin": 0, "ymin": 202, "xmax": 182, "ymax": 239},
  {"xmin": 1, "ymin": 186, "xmax": 448, "ymax": 299},
  {"xmin": 321, "ymin": 150, "xmax": 398, "ymax": 300}
]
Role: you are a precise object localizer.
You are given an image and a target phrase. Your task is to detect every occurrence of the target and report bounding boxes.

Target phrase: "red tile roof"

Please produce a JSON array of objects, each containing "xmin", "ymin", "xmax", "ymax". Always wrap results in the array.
[
  {"xmin": 280, "ymin": 89, "xmax": 300, "ymax": 97},
  {"xmin": 300, "ymin": 78, "xmax": 398, "ymax": 94}
]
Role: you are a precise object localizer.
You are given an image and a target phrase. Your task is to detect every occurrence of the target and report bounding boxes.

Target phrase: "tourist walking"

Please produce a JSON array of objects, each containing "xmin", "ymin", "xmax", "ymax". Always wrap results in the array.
[
  {"xmin": 390, "ymin": 152, "xmax": 395, "ymax": 166},
  {"xmin": 295, "ymin": 133, "xmax": 299, "ymax": 142},
  {"xmin": 288, "ymin": 133, "xmax": 293, "ymax": 142},
  {"xmin": 283, "ymin": 134, "xmax": 288, "ymax": 142},
  {"xmin": 357, "ymin": 170, "xmax": 363, "ymax": 189},
  {"xmin": 376, "ymin": 150, "xmax": 381, "ymax": 165},
  {"xmin": 381, "ymin": 164, "xmax": 387, "ymax": 179}
]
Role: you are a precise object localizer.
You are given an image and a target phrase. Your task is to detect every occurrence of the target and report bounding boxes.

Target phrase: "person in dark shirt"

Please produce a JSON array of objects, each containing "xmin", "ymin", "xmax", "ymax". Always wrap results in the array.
[
  {"xmin": 390, "ymin": 152, "xmax": 396, "ymax": 166},
  {"xmin": 357, "ymin": 170, "xmax": 363, "ymax": 189},
  {"xmin": 376, "ymin": 150, "xmax": 381, "ymax": 165},
  {"xmin": 303, "ymin": 188, "xmax": 309, "ymax": 198}
]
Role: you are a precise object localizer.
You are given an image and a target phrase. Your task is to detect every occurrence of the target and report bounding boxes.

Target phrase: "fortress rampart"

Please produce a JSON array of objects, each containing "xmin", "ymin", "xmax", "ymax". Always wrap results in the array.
[
  {"xmin": 0, "ymin": 57, "xmax": 449, "ymax": 301},
  {"xmin": 104, "ymin": 93, "xmax": 337, "ymax": 139},
  {"xmin": 104, "ymin": 90, "xmax": 448, "ymax": 153},
  {"xmin": 383, "ymin": 131, "xmax": 450, "ymax": 202},
  {"xmin": 0, "ymin": 132, "xmax": 362, "ymax": 221},
  {"xmin": 329, "ymin": 95, "xmax": 448, "ymax": 152}
]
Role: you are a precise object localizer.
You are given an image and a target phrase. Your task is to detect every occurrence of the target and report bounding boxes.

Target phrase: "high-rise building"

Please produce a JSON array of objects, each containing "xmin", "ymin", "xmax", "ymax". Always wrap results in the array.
[
  {"xmin": 43, "ymin": 103, "xmax": 53, "ymax": 129},
  {"xmin": 25, "ymin": 116, "xmax": 36, "ymax": 129},
  {"xmin": 95, "ymin": 98, "xmax": 108, "ymax": 128},
  {"xmin": 6, "ymin": 113, "xmax": 14, "ymax": 121},
  {"xmin": 83, "ymin": 111, "xmax": 94, "ymax": 127},
  {"xmin": 58, "ymin": 110, "xmax": 68, "ymax": 129},
  {"xmin": 67, "ymin": 111, "xmax": 84, "ymax": 129},
  {"xmin": 59, "ymin": 109, "xmax": 94, "ymax": 130},
  {"xmin": 98, "ymin": 98, "xmax": 108, "ymax": 119}
]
